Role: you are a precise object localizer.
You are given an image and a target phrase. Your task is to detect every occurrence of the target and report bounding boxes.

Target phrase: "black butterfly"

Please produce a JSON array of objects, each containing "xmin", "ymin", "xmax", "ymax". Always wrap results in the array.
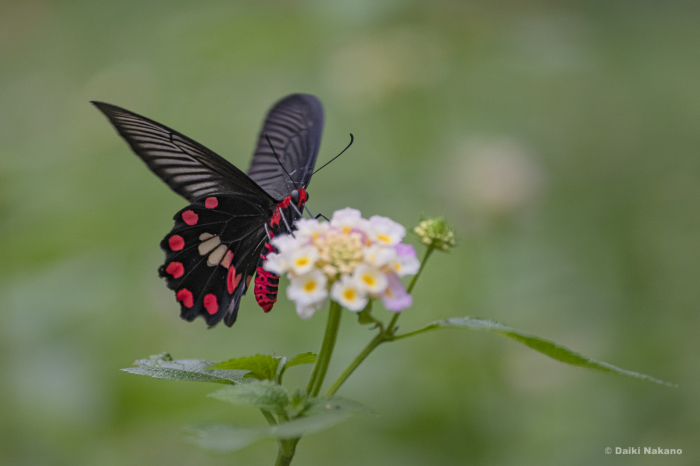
[{"xmin": 93, "ymin": 94, "xmax": 324, "ymax": 327}]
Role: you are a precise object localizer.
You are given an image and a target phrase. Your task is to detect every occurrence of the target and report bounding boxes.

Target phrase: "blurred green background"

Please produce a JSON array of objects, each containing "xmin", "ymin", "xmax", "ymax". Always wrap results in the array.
[{"xmin": 1, "ymin": 1, "xmax": 698, "ymax": 465}]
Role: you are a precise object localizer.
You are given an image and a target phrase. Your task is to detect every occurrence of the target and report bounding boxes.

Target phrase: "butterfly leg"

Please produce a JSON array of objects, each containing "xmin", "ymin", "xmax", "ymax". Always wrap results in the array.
[
  {"xmin": 315, "ymin": 213, "xmax": 330, "ymax": 222},
  {"xmin": 280, "ymin": 210, "xmax": 295, "ymax": 236},
  {"xmin": 264, "ymin": 224, "xmax": 273, "ymax": 241}
]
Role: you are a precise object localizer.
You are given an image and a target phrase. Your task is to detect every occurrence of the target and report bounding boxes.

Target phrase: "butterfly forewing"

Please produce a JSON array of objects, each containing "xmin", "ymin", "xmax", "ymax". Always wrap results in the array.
[
  {"xmin": 92, "ymin": 101, "xmax": 274, "ymax": 203},
  {"xmin": 247, "ymin": 94, "xmax": 324, "ymax": 199},
  {"xmin": 159, "ymin": 194, "xmax": 272, "ymax": 326}
]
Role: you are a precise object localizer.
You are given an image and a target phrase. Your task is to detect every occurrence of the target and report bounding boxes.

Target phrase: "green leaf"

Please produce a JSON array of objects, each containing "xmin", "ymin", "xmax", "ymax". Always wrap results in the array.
[
  {"xmin": 209, "ymin": 354, "xmax": 280, "ymax": 380},
  {"xmin": 122, "ymin": 356, "xmax": 246, "ymax": 384},
  {"xmin": 187, "ymin": 396, "xmax": 373, "ymax": 452},
  {"xmin": 398, "ymin": 317, "xmax": 675, "ymax": 386},
  {"xmin": 186, "ymin": 424, "xmax": 269, "ymax": 453},
  {"xmin": 209, "ymin": 380, "xmax": 290, "ymax": 414},
  {"xmin": 285, "ymin": 352, "xmax": 317, "ymax": 369}
]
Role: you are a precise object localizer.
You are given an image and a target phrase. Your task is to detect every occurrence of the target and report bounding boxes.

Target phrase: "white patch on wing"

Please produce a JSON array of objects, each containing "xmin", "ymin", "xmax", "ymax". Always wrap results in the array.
[
  {"xmin": 208, "ymin": 244, "xmax": 228, "ymax": 267},
  {"xmin": 198, "ymin": 235, "xmax": 221, "ymax": 255},
  {"xmin": 199, "ymin": 232, "xmax": 214, "ymax": 241}
]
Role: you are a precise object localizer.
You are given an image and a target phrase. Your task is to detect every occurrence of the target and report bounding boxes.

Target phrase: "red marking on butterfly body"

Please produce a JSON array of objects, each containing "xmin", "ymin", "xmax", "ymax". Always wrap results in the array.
[
  {"xmin": 203, "ymin": 294, "xmax": 219, "ymax": 314},
  {"xmin": 165, "ymin": 262, "xmax": 184, "ymax": 278},
  {"xmin": 176, "ymin": 289, "xmax": 194, "ymax": 308},
  {"xmin": 168, "ymin": 235, "xmax": 185, "ymax": 251},
  {"xmin": 205, "ymin": 197, "xmax": 218, "ymax": 209},
  {"xmin": 182, "ymin": 210, "xmax": 198, "ymax": 225}
]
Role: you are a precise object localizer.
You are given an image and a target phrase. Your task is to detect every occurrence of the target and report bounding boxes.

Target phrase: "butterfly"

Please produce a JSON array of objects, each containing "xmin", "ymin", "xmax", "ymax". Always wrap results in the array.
[{"xmin": 93, "ymin": 94, "xmax": 324, "ymax": 327}]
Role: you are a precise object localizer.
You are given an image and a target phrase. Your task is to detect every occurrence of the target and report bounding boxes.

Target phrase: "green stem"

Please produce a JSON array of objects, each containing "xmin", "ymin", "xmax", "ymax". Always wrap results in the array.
[
  {"xmin": 325, "ymin": 246, "xmax": 436, "ymax": 396},
  {"xmin": 326, "ymin": 333, "xmax": 384, "ymax": 396},
  {"xmin": 260, "ymin": 409, "xmax": 278, "ymax": 426},
  {"xmin": 307, "ymin": 301, "xmax": 343, "ymax": 396},
  {"xmin": 275, "ymin": 438, "xmax": 298, "ymax": 466}
]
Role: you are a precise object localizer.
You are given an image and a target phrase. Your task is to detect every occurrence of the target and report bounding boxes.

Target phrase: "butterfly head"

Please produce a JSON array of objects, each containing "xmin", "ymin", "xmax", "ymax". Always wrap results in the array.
[{"xmin": 291, "ymin": 189, "xmax": 308, "ymax": 206}]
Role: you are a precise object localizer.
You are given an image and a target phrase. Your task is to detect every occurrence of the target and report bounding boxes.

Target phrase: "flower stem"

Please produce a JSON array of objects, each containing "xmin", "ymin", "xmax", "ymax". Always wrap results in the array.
[
  {"xmin": 306, "ymin": 301, "xmax": 343, "ymax": 396},
  {"xmin": 325, "ymin": 332, "xmax": 383, "ymax": 396},
  {"xmin": 325, "ymin": 246, "xmax": 436, "ymax": 396},
  {"xmin": 275, "ymin": 438, "xmax": 298, "ymax": 466}
]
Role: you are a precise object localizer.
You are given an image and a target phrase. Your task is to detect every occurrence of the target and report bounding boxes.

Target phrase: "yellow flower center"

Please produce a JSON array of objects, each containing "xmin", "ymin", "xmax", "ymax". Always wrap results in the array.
[
  {"xmin": 295, "ymin": 257, "xmax": 309, "ymax": 267},
  {"xmin": 304, "ymin": 281, "xmax": 317, "ymax": 292},
  {"xmin": 376, "ymin": 234, "xmax": 391, "ymax": 244},
  {"xmin": 362, "ymin": 274, "xmax": 376, "ymax": 287},
  {"xmin": 343, "ymin": 288, "xmax": 356, "ymax": 301}
]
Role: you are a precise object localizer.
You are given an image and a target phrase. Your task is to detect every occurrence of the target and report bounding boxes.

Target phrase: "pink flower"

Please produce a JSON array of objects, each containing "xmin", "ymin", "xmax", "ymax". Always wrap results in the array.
[
  {"xmin": 395, "ymin": 243, "xmax": 416, "ymax": 258},
  {"xmin": 381, "ymin": 273, "xmax": 412, "ymax": 312}
]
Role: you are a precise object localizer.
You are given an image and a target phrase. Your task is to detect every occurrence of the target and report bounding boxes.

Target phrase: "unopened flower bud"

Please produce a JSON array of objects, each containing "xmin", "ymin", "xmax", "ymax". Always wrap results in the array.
[{"xmin": 413, "ymin": 217, "xmax": 456, "ymax": 251}]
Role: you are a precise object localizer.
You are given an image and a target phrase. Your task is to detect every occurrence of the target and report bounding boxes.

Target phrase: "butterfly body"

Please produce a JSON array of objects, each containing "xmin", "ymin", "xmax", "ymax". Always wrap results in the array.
[{"xmin": 93, "ymin": 94, "xmax": 323, "ymax": 327}]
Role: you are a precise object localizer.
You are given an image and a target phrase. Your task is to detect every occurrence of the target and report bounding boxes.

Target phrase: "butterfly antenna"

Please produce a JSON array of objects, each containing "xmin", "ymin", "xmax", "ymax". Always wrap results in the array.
[
  {"xmin": 265, "ymin": 134, "xmax": 299, "ymax": 190},
  {"xmin": 313, "ymin": 134, "xmax": 354, "ymax": 175}
]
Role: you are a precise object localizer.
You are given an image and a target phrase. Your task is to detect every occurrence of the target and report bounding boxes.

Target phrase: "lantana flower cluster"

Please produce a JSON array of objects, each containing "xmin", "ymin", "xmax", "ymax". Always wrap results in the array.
[{"xmin": 263, "ymin": 208, "xmax": 420, "ymax": 319}]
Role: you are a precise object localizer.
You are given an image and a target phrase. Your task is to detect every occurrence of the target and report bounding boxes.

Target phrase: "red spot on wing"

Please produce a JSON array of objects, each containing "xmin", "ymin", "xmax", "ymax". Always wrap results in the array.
[
  {"xmin": 221, "ymin": 250, "xmax": 233, "ymax": 269},
  {"xmin": 227, "ymin": 266, "xmax": 241, "ymax": 294},
  {"xmin": 205, "ymin": 197, "xmax": 218, "ymax": 209},
  {"xmin": 176, "ymin": 289, "xmax": 193, "ymax": 308},
  {"xmin": 165, "ymin": 262, "xmax": 184, "ymax": 278},
  {"xmin": 182, "ymin": 210, "xmax": 198, "ymax": 225},
  {"xmin": 203, "ymin": 294, "xmax": 218, "ymax": 314},
  {"xmin": 246, "ymin": 276, "xmax": 253, "ymax": 288},
  {"xmin": 168, "ymin": 235, "xmax": 185, "ymax": 251}
]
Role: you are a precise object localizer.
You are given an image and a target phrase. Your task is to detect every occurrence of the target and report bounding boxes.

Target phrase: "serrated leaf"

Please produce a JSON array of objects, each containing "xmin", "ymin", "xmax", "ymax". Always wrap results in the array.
[
  {"xmin": 122, "ymin": 357, "xmax": 246, "ymax": 384},
  {"xmin": 209, "ymin": 380, "xmax": 290, "ymax": 413},
  {"xmin": 187, "ymin": 396, "xmax": 373, "ymax": 452},
  {"xmin": 210, "ymin": 354, "xmax": 280, "ymax": 380},
  {"xmin": 404, "ymin": 317, "xmax": 675, "ymax": 386}
]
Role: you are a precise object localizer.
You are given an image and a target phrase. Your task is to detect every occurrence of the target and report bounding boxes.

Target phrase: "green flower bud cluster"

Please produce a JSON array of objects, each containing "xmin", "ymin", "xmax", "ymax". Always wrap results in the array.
[{"xmin": 413, "ymin": 217, "xmax": 456, "ymax": 251}]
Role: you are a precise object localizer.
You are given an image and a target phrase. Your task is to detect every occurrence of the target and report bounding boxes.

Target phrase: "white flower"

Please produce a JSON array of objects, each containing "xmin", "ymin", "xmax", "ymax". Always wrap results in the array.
[
  {"xmin": 330, "ymin": 207, "xmax": 363, "ymax": 234},
  {"xmin": 367, "ymin": 216, "xmax": 406, "ymax": 246},
  {"xmin": 288, "ymin": 246, "xmax": 319, "ymax": 275},
  {"xmin": 353, "ymin": 264, "xmax": 388, "ymax": 294},
  {"xmin": 287, "ymin": 270, "xmax": 328, "ymax": 305},
  {"xmin": 390, "ymin": 254, "xmax": 420, "ymax": 276},
  {"xmin": 363, "ymin": 244, "xmax": 398, "ymax": 267},
  {"xmin": 295, "ymin": 298, "xmax": 327, "ymax": 320},
  {"xmin": 263, "ymin": 252, "xmax": 289, "ymax": 275},
  {"xmin": 331, "ymin": 275, "xmax": 368, "ymax": 311},
  {"xmin": 295, "ymin": 218, "xmax": 329, "ymax": 242},
  {"xmin": 271, "ymin": 234, "xmax": 307, "ymax": 253}
]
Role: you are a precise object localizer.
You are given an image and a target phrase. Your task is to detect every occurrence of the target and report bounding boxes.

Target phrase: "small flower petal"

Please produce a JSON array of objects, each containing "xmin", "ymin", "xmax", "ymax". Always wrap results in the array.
[
  {"xmin": 353, "ymin": 264, "xmax": 388, "ymax": 294},
  {"xmin": 263, "ymin": 252, "xmax": 288, "ymax": 274},
  {"xmin": 330, "ymin": 207, "xmax": 362, "ymax": 233},
  {"xmin": 363, "ymin": 245, "xmax": 398, "ymax": 267},
  {"xmin": 288, "ymin": 246, "xmax": 320, "ymax": 275},
  {"xmin": 287, "ymin": 270, "xmax": 328, "ymax": 305},
  {"xmin": 381, "ymin": 273, "xmax": 413, "ymax": 312},
  {"xmin": 296, "ymin": 218, "xmax": 329, "ymax": 241},
  {"xmin": 368, "ymin": 216, "xmax": 406, "ymax": 246},
  {"xmin": 331, "ymin": 275, "xmax": 368, "ymax": 311},
  {"xmin": 296, "ymin": 298, "xmax": 326, "ymax": 319}
]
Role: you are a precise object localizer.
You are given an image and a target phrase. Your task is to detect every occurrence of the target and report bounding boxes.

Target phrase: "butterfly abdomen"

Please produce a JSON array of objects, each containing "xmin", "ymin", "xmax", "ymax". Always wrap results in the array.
[{"xmin": 254, "ymin": 243, "xmax": 279, "ymax": 312}]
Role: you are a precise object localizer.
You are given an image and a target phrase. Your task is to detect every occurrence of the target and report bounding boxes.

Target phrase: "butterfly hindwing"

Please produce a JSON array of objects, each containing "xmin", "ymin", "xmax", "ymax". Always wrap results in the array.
[
  {"xmin": 247, "ymin": 94, "xmax": 324, "ymax": 198},
  {"xmin": 159, "ymin": 194, "xmax": 272, "ymax": 326}
]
